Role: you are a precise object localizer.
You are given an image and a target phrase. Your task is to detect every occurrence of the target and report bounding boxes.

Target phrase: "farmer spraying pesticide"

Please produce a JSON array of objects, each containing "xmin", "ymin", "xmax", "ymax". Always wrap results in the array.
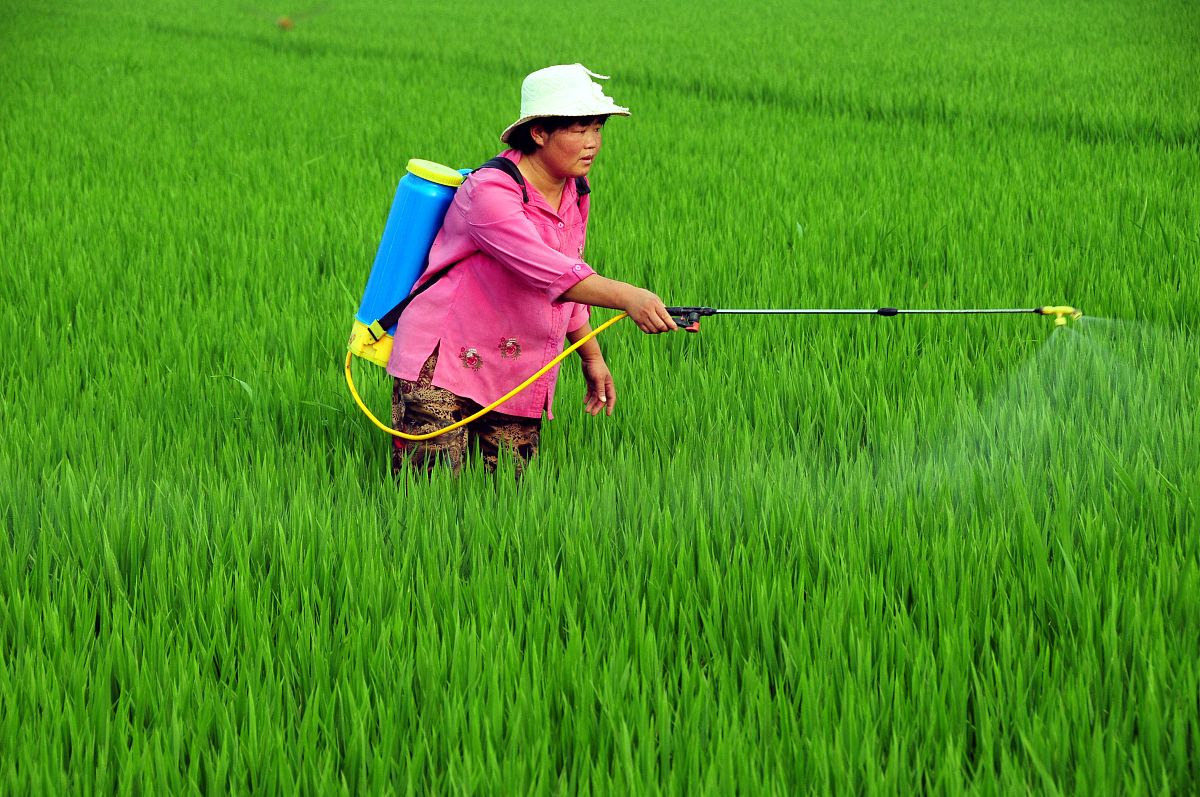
[
  {"xmin": 345, "ymin": 67, "xmax": 1082, "ymax": 477},
  {"xmin": 349, "ymin": 64, "xmax": 676, "ymax": 476}
]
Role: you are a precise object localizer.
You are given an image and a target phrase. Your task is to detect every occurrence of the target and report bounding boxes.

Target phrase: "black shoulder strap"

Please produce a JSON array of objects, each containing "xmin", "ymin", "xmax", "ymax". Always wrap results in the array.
[
  {"xmin": 369, "ymin": 158, "xmax": 590, "ymax": 338},
  {"xmin": 478, "ymin": 156, "xmax": 528, "ymax": 202}
]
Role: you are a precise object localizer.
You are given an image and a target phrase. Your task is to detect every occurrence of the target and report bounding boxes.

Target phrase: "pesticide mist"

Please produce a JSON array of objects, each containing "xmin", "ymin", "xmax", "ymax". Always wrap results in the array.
[{"xmin": 869, "ymin": 318, "xmax": 1197, "ymax": 523}]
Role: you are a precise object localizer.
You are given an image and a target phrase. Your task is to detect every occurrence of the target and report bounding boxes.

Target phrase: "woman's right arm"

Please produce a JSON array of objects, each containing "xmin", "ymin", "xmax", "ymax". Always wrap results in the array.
[
  {"xmin": 561, "ymin": 275, "xmax": 678, "ymax": 334},
  {"xmin": 459, "ymin": 173, "xmax": 677, "ymax": 334}
]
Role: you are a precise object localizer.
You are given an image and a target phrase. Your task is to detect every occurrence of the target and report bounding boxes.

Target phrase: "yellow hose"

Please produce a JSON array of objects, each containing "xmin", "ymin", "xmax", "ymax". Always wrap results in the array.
[{"xmin": 344, "ymin": 312, "xmax": 629, "ymax": 440}]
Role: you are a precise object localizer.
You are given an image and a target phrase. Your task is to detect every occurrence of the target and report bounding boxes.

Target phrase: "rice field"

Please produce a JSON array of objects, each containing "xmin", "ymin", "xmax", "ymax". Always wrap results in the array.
[{"xmin": 2, "ymin": 0, "xmax": 1198, "ymax": 793}]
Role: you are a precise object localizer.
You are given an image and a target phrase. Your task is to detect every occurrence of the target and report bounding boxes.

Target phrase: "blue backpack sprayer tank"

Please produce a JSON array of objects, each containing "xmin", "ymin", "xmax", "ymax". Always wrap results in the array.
[{"xmin": 347, "ymin": 158, "xmax": 468, "ymax": 368}]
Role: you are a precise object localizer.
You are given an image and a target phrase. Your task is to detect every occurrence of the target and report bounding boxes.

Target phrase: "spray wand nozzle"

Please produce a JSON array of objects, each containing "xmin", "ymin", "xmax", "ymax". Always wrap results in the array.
[{"xmin": 1037, "ymin": 306, "xmax": 1084, "ymax": 326}]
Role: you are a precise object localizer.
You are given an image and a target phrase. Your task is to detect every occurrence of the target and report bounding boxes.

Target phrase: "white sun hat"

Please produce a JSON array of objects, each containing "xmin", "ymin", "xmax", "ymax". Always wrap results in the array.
[{"xmin": 500, "ymin": 63, "xmax": 631, "ymax": 143}]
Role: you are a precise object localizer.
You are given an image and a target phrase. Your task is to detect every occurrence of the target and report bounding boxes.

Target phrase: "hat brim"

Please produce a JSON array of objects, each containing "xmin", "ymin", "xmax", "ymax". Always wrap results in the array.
[{"xmin": 500, "ymin": 106, "xmax": 631, "ymax": 144}]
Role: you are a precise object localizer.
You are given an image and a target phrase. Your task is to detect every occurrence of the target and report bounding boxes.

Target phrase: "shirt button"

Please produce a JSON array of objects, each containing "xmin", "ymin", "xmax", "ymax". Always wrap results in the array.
[
  {"xmin": 573, "ymin": 265, "xmax": 582, "ymax": 271},
  {"xmin": 557, "ymin": 222, "xmax": 564, "ymax": 228}
]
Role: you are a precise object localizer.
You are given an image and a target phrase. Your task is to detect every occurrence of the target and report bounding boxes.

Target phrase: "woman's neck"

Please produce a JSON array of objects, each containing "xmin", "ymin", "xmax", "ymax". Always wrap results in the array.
[{"xmin": 515, "ymin": 152, "xmax": 566, "ymax": 210}]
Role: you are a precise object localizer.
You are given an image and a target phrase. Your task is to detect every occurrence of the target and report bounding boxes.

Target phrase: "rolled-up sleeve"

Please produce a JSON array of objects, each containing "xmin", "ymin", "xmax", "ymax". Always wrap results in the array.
[
  {"xmin": 459, "ymin": 177, "xmax": 595, "ymax": 301},
  {"xmin": 567, "ymin": 302, "xmax": 591, "ymax": 333}
]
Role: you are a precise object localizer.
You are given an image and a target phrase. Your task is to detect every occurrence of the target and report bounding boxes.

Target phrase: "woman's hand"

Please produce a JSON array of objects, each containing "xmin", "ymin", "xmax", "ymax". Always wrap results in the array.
[
  {"xmin": 581, "ymin": 357, "xmax": 616, "ymax": 416},
  {"xmin": 622, "ymin": 287, "xmax": 678, "ymax": 334},
  {"xmin": 561, "ymin": 276, "xmax": 678, "ymax": 334}
]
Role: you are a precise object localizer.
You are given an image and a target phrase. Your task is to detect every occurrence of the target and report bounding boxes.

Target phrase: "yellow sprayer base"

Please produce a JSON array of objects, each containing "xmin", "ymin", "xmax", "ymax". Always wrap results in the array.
[{"xmin": 347, "ymin": 320, "xmax": 394, "ymax": 368}]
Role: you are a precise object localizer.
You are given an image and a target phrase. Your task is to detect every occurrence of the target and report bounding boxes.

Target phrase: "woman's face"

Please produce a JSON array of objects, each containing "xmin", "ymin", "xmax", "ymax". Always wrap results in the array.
[{"xmin": 531, "ymin": 119, "xmax": 605, "ymax": 180}]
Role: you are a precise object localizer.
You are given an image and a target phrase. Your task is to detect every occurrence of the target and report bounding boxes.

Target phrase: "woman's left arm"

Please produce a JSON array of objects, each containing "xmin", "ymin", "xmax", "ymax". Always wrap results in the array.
[{"xmin": 567, "ymin": 322, "xmax": 616, "ymax": 416}]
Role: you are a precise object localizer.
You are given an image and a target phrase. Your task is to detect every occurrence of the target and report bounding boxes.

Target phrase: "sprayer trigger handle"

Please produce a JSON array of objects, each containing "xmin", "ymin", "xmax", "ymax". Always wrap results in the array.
[
  {"xmin": 665, "ymin": 307, "xmax": 716, "ymax": 330},
  {"xmin": 667, "ymin": 309, "xmax": 702, "ymax": 329}
]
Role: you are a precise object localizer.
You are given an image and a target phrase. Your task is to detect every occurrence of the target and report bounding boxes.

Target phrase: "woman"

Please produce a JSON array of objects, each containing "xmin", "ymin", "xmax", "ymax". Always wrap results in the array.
[{"xmin": 387, "ymin": 63, "xmax": 677, "ymax": 476}]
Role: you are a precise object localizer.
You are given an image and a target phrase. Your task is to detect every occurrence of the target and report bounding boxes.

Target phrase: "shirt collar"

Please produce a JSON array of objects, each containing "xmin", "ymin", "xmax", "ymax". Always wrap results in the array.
[{"xmin": 503, "ymin": 149, "xmax": 578, "ymax": 220}]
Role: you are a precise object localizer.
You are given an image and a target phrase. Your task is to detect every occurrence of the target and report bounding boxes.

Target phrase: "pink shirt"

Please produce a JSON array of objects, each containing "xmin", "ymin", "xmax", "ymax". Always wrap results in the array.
[{"xmin": 386, "ymin": 149, "xmax": 595, "ymax": 420}]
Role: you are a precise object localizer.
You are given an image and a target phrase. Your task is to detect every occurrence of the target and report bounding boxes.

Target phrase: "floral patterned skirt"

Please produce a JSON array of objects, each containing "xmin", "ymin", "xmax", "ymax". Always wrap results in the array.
[{"xmin": 391, "ymin": 348, "xmax": 541, "ymax": 477}]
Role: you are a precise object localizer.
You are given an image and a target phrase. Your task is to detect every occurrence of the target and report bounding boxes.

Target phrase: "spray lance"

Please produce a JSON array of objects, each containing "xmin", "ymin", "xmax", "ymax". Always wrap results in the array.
[
  {"xmin": 666, "ymin": 305, "xmax": 1083, "ymax": 331},
  {"xmin": 342, "ymin": 157, "xmax": 1082, "ymax": 440}
]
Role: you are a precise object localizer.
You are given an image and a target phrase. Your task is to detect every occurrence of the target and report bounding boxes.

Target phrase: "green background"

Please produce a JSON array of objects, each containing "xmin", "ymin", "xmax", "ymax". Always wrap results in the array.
[{"xmin": 2, "ymin": 0, "xmax": 1198, "ymax": 793}]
